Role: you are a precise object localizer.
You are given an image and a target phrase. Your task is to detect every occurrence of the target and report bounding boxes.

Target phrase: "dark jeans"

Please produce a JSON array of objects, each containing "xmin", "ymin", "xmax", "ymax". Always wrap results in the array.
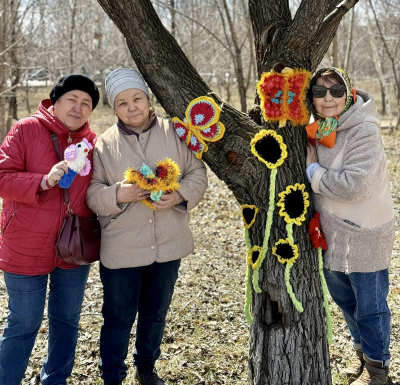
[
  {"xmin": 99, "ymin": 260, "xmax": 181, "ymax": 384},
  {"xmin": 324, "ymin": 268, "xmax": 391, "ymax": 364},
  {"xmin": 0, "ymin": 265, "xmax": 90, "ymax": 385}
]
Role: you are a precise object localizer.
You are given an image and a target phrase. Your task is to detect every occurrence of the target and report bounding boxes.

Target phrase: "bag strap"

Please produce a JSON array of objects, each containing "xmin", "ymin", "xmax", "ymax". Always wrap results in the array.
[{"xmin": 50, "ymin": 133, "xmax": 71, "ymax": 207}]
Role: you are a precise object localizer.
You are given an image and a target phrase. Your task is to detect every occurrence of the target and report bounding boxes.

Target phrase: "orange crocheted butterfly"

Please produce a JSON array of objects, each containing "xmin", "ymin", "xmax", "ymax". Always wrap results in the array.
[
  {"xmin": 172, "ymin": 96, "xmax": 225, "ymax": 159},
  {"xmin": 256, "ymin": 68, "xmax": 311, "ymax": 127}
]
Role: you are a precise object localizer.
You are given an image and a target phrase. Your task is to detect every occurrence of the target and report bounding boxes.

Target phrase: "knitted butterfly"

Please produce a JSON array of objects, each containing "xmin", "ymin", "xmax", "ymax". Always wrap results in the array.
[{"xmin": 172, "ymin": 96, "xmax": 225, "ymax": 159}]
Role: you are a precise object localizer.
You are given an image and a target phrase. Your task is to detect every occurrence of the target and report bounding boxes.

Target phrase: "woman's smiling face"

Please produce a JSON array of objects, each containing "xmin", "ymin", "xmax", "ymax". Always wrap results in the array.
[
  {"xmin": 313, "ymin": 77, "xmax": 346, "ymax": 117},
  {"xmin": 114, "ymin": 89, "xmax": 150, "ymax": 128}
]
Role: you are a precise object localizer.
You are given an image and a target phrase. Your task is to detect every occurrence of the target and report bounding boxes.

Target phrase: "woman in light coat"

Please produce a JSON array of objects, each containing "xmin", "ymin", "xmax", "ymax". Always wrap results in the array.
[
  {"xmin": 86, "ymin": 68, "xmax": 208, "ymax": 385},
  {"xmin": 306, "ymin": 67, "xmax": 394, "ymax": 385}
]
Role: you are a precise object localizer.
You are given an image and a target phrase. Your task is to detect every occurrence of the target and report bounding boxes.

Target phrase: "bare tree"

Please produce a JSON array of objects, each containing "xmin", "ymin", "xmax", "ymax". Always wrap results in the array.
[
  {"xmin": 0, "ymin": 0, "xmax": 46, "ymax": 138},
  {"xmin": 343, "ymin": 7, "xmax": 354, "ymax": 72},
  {"xmin": 365, "ymin": 1, "xmax": 393, "ymax": 132},
  {"xmin": 214, "ymin": 0, "xmax": 248, "ymax": 112},
  {"xmin": 368, "ymin": 0, "xmax": 400, "ymax": 130},
  {"xmin": 96, "ymin": 0, "xmax": 358, "ymax": 383}
]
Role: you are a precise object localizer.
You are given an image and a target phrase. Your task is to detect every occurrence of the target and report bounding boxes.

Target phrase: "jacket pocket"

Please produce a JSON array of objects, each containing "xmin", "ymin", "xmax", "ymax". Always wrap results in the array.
[
  {"xmin": 321, "ymin": 208, "xmax": 395, "ymax": 272},
  {"xmin": 1, "ymin": 206, "xmax": 20, "ymax": 235}
]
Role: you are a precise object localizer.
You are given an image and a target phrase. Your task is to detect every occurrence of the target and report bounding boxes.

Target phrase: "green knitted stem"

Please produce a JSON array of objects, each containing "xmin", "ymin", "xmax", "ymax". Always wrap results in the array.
[
  {"xmin": 244, "ymin": 264, "xmax": 253, "ymax": 324},
  {"xmin": 286, "ymin": 222, "xmax": 294, "ymax": 243},
  {"xmin": 318, "ymin": 247, "xmax": 332, "ymax": 344},
  {"xmin": 285, "ymin": 263, "xmax": 304, "ymax": 313},
  {"xmin": 244, "ymin": 228, "xmax": 251, "ymax": 250},
  {"xmin": 252, "ymin": 168, "xmax": 277, "ymax": 292}
]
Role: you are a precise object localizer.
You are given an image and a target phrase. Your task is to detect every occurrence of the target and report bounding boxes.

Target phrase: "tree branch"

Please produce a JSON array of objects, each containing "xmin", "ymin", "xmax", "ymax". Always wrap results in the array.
[
  {"xmin": 152, "ymin": 0, "xmax": 234, "ymax": 55},
  {"xmin": 368, "ymin": 0, "xmax": 400, "ymax": 101},
  {"xmin": 320, "ymin": 0, "xmax": 359, "ymax": 32},
  {"xmin": 96, "ymin": 0, "xmax": 261, "ymax": 201}
]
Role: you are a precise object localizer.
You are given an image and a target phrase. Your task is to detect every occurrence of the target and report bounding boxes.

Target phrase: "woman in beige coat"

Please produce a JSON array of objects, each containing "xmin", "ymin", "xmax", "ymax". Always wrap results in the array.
[{"xmin": 86, "ymin": 68, "xmax": 208, "ymax": 385}]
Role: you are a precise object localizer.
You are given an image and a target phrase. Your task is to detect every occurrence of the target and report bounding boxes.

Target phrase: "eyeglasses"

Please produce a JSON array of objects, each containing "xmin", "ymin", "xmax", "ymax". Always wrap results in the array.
[{"xmin": 312, "ymin": 84, "xmax": 346, "ymax": 98}]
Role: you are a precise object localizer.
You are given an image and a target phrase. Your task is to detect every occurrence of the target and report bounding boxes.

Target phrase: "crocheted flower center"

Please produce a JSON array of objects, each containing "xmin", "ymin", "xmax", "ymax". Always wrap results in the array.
[
  {"xmin": 275, "ymin": 243, "xmax": 295, "ymax": 262},
  {"xmin": 243, "ymin": 207, "xmax": 256, "ymax": 226},
  {"xmin": 254, "ymin": 134, "xmax": 282, "ymax": 166},
  {"xmin": 251, "ymin": 249, "xmax": 260, "ymax": 265},
  {"xmin": 283, "ymin": 190, "xmax": 305, "ymax": 219}
]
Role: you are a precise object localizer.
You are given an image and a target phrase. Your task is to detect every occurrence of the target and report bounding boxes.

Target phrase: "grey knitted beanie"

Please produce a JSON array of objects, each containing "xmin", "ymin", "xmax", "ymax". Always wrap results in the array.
[{"xmin": 105, "ymin": 68, "xmax": 150, "ymax": 107}]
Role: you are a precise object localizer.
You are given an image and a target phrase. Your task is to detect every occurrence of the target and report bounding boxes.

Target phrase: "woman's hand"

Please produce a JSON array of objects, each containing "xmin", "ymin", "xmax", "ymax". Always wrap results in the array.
[
  {"xmin": 306, "ymin": 143, "xmax": 319, "ymax": 167},
  {"xmin": 116, "ymin": 179, "xmax": 150, "ymax": 204},
  {"xmin": 153, "ymin": 191, "xmax": 184, "ymax": 211},
  {"xmin": 47, "ymin": 161, "xmax": 69, "ymax": 188}
]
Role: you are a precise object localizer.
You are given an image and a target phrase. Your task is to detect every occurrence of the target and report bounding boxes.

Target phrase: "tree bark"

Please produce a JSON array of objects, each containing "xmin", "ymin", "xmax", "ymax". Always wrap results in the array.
[{"xmin": 96, "ymin": 0, "xmax": 358, "ymax": 383}]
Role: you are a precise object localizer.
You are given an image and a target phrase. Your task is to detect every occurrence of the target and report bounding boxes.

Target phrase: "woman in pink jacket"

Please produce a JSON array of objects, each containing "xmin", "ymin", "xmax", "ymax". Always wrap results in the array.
[{"xmin": 0, "ymin": 75, "xmax": 99, "ymax": 385}]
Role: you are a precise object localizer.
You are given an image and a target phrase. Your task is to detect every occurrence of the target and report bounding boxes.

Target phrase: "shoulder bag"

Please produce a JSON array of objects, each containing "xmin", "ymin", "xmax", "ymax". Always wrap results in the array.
[{"xmin": 51, "ymin": 133, "xmax": 101, "ymax": 265}]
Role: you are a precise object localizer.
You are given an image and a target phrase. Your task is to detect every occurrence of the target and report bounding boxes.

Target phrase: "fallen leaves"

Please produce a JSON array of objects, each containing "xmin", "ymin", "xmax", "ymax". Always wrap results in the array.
[{"xmin": 0, "ymin": 129, "xmax": 399, "ymax": 385}]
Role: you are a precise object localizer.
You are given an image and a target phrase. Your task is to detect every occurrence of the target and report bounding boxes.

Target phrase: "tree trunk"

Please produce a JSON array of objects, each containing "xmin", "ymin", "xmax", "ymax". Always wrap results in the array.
[
  {"xmin": 368, "ymin": 0, "xmax": 400, "ymax": 130},
  {"xmin": 8, "ymin": 9, "xmax": 19, "ymax": 125},
  {"xmin": 69, "ymin": 0, "xmax": 77, "ymax": 73},
  {"xmin": 96, "ymin": 0, "xmax": 359, "ymax": 383},
  {"xmin": 379, "ymin": 79, "xmax": 387, "ymax": 117},
  {"xmin": 331, "ymin": 33, "xmax": 339, "ymax": 67},
  {"xmin": 365, "ymin": 1, "xmax": 393, "ymax": 133},
  {"xmin": 220, "ymin": 0, "xmax": 247, "ymax": 112},
  {"xmin": 343, "ymin": 7, "xmax": 354, "ymax": 72},
  {"xmin": 0, "ymin": 0, "xmax": 8, "ymax": 139}
]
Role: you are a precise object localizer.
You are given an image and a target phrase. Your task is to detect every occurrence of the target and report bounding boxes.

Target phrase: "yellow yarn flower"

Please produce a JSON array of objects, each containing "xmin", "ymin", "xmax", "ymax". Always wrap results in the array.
[
  {"xmin": 247, "ymin": 246, "xmax": 263, "ymax": 270},
  {"xmin": 250, "ymin": 130, "xmax": 287, "ymax": 169},
  {"xmin": 241, "ymin": 204, "xmax": 259, "ymax": 229},
  {"xmin": 272, "ymin": 238, "xmax": 299, "ymax": 265},
  {"xmin": 124, "ymin": 158, "xmax": 181, "ymax": 210},
  {"xmin": 277, "ymin": 183, "xmax": 309, "ymax": 226}
]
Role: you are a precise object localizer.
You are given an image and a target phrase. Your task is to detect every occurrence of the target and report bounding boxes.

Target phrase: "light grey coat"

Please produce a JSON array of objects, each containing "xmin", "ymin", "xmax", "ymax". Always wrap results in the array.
[
  {"xmin": 86, "ymin": 117, "xmax": 208, "ymax": 269},
  {"xmin": 311, "ymin": 89, "xmax": 395, "ymax": 273}
]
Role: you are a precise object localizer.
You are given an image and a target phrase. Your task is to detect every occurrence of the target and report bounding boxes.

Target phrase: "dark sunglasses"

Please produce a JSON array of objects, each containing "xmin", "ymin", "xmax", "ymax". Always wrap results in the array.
[{"xmin": 312, "ymin": 84, "xmax": 346, "ymax": 98}]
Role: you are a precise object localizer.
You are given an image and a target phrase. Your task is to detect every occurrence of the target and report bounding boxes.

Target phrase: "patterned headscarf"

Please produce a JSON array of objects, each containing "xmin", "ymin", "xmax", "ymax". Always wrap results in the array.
[{"xmin": 306, "ymin": 67, "xmax": 355, "ymax": 148}]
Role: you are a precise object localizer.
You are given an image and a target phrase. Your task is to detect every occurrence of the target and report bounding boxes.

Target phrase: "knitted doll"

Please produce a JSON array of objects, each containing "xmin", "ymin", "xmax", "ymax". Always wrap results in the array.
[{"xmin": 59, "ymin": 138, "xmax": 92, "ymax": 188}]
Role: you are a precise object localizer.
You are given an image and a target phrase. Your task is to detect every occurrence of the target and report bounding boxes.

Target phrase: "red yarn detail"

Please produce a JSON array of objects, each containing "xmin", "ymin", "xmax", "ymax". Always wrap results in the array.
[
  {"xmin": 155, "ymin": 166, "xmax": 168, "ymax": 179},
  {"xmin": 308, "ymin": 212, "xmax": 328, "ymax": 250}
]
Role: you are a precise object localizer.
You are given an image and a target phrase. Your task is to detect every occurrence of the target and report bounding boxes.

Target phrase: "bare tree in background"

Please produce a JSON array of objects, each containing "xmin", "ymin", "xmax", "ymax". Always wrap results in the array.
[
  {"xmin": 368, "ymin": 0, "xmax": 400, "ymax": 130},
  {"xmin": 365, "ymin": 1, "xmax": 394, "ymax": 132},
  {"xmin": 0, "ymin": 0, "xmax": 47, "ymax": 138},
  {"xmin": 96, "ymin": 0, "xmax": 359, "ymax": 383}
]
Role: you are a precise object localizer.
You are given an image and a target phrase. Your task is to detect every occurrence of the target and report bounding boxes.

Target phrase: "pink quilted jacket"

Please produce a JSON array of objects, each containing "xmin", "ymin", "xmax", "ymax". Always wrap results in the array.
[{"xmin": 0, "ymin": 99, "xmax": 96, "ymax": 275}]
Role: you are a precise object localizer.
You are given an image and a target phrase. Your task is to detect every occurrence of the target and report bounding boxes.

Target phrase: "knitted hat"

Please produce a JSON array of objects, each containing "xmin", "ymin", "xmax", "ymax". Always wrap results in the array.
[
  {"xmin": 50, "ymin": 74, "xmax": 100, "ymax": 110},
  {"xmin": 105, "ymin": 68, "xmax": 150, "ymax": 107}
]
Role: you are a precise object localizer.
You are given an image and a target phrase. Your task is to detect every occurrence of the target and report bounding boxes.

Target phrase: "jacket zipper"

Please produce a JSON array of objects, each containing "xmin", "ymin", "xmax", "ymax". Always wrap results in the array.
[
  {"xmin": 345, "ymin": 243, "xmax": 350, "ymax": 275},
  {"xmin": 2, "ymin": 206, "xmax": 20, "ymax": 235}
]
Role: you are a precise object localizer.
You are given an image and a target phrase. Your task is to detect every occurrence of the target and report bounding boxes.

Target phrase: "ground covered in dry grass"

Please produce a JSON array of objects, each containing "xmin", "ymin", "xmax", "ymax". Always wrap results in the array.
[{"xmin": 0, "ymin": 98, "xmax": 399, "ymax": 384}]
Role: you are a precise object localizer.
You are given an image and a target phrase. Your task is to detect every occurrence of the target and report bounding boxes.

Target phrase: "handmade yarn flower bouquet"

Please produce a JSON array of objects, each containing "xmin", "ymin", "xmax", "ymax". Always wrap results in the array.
[{"xmin": 124, "ymin": 158, "xmax": 181, "ymax": 210}]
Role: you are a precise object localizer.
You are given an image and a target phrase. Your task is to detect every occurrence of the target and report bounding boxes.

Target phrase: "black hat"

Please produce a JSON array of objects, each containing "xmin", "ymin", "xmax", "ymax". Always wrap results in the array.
[{"xmin": 50, "ymin": 74, "xmax": 100, "ymax": 110}]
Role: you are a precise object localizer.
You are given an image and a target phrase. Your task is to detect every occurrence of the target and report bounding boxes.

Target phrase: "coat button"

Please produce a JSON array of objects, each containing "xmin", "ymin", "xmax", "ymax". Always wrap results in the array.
[
  {"xmin": 150, "ymin": 245, "xmax": 155, "ymax": 250},
  {"xmin": 149, "ymin": 219, "xmax": 153, "ymax": 223}
]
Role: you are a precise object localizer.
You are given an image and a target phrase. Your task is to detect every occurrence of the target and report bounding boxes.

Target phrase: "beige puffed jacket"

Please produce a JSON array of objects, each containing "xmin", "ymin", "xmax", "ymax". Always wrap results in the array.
[
  {"xmin": 311, "ymin": 90, "xmax": 395, "ymax": 273},
  {"xmin": 86, "ymin": 117, "xmax": 208, "ymax": 269}
]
